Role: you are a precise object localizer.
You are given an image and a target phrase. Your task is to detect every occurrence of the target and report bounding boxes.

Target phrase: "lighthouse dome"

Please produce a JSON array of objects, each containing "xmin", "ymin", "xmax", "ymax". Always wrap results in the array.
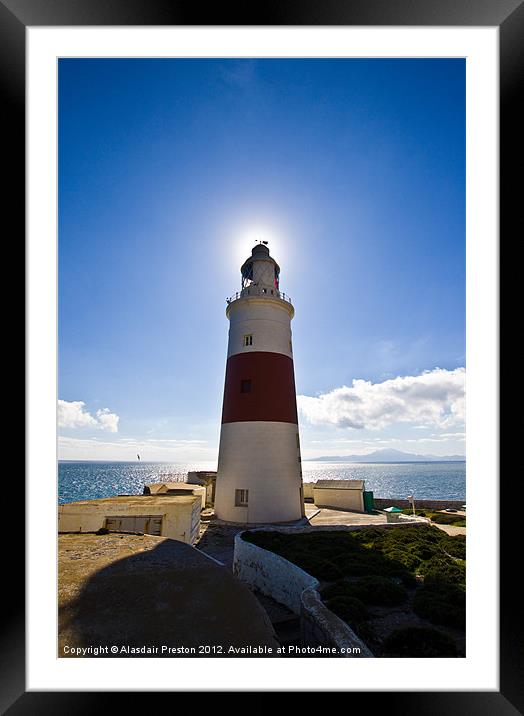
[{"xmin": 250, "ymin": 243, "xmax": 270, "ymax": 258}]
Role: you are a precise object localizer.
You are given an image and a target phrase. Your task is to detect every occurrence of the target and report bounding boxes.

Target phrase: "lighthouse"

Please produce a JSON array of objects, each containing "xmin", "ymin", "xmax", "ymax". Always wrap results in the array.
[{"xmin": 214, "ymin": 243, "xmax": 305, "ymax": 523}]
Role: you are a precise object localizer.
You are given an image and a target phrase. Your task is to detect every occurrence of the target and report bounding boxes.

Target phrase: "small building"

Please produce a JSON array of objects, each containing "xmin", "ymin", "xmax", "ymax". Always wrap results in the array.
[
  {"xmin": 187, "ymin": 471, "xmax": 217, "ymax": 507},
  {"xmin": 58, "ymin": 494, "xmax": 201, "ymax": 545},
  {"xmin": 312, "ymin": 480, "xmax": 365, "ymax": 513},
  {"xmin": 143, "ymin": 481, "xmax": 207, "ymax": 509}
]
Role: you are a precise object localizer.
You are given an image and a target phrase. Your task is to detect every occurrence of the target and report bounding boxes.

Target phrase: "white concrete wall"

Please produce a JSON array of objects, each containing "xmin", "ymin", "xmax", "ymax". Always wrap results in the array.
[
  {"xmin": 215, "ymin": 421, "xmax": 303, "ymax": 523},
  {"xmin": 186, "ymin": 472, "xmax": 216, "ymax": 506},
  {"xmin": 302, "ymin": 482, "xmax": 315, "ymax": 500},
  {"xmin": 58, "ymin": 497, "xmax": 201, "ymax": 544},
  {"xmin": 58, "ymin": 507, "xmax": 105, "ymax": 534},
  {"xmin": 312, "ymin": 487, "xmax": 364, "ymax": 512},
  {"xmin": 233, "ymin": 530, "xmax": 319, "ymax": 613},
  {"xmin": 226, "ymin": 298, "xmax": 293, "ymax": 358},
  {"xmin": 162, "ymin": 499, "xmax": 201, "ymax": 544},
  {"xmin": 146, "ymin": 483, "xmax": 206, "ymax": 509}
]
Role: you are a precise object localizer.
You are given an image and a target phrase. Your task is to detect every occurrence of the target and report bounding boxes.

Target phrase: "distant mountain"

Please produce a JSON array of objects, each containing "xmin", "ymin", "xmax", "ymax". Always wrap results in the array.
[{"xmin": 305, "ymin": 448, "xmax": 465, "ymax": 463}]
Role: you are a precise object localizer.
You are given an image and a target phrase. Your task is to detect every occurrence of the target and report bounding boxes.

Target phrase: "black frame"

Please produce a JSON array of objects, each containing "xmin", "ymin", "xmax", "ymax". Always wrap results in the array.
[{"xmin": 8, "ymin": 0, "xmax": 519, "ymax": 709}]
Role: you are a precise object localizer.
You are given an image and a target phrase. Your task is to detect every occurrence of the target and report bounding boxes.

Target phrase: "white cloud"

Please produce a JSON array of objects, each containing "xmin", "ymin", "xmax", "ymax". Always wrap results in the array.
[
  {"xmin": 58, "ymin": 401, "xmax": 97, "ymax": 429},
  {"xmin": 58, "ymin": 400, "xmax": 120, "ymax": 433},
  {"xmin": 298, "ymin": 367, "xmax": 465, "ymax": 430},
  {"xmin": 95, "ymin": 408, "xmax": 120, "ymax": 433},
  {"xmin": 58, "ymin": 436, "xmax": 216, "ymax": 462}
]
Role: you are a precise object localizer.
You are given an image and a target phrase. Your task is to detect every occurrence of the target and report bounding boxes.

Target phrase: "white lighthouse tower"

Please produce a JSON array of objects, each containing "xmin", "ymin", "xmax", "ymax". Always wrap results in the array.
[{"xmin": 214, "ymin": 243, "xmax": 304, "ymax": 524}]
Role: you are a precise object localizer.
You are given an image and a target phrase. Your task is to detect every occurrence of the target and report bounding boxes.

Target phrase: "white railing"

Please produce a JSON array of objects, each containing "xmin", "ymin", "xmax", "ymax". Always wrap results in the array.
[{"xmin": 226, "ymin": 289, "xmax": 292, "ymax": 304}]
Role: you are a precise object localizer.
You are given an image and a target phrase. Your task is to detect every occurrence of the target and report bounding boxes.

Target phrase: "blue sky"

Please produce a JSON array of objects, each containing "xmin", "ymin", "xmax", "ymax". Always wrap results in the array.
[{"xmin": 58, "ymin": 58, "xmax": 465, "ymax": 462}]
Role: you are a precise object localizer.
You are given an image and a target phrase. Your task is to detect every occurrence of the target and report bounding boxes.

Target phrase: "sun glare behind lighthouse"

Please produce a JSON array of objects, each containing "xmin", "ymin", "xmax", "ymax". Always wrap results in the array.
[{"xmin": 232, "ymin": 225, "xmax": 288, "ymax": 269}]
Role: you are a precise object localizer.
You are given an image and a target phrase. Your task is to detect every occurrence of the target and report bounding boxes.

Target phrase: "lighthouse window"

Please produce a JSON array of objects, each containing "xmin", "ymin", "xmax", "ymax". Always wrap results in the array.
[
  {"xmin": 243, "ymin": 334, "xmax": 253, "ymax": 347},
  {"xmin": 235, "ymin": 489, "xmax": 249, "ymax": 506},
  {"xmin": 240, "ymin": 379, "xmax": 252, "ymax": 393}
]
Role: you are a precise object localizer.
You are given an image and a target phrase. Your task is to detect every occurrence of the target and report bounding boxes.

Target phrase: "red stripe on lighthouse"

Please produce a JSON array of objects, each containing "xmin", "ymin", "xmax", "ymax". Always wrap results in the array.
[{"xmin": 221, "ymin": 351, "xmax": 298, "ymax": 424}]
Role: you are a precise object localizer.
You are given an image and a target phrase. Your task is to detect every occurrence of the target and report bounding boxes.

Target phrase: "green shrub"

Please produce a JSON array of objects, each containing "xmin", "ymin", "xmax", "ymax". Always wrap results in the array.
[
  {"xmin": 330, "ymin": 552, "xmax": 377, "ymax": 576},
  {"xmin": 245, "ymin": 527, "xmax": 465, "ymax": 604},
  {"xmin": 321, "ymin": 580, "xmax": 353, "ymax": 600},
  {"xmin": 430, "ymin": 512, "xmax": 466, "ymax": 525},
  {"xmin": 441, "ymin": 534, "xmax": 466, "ymax": 560},
  {"xmin": 383, "ymin": 548, "xmax": 422, "ymax": 572},
  {"xmin": 345, "ymin": 576, "xmax": 408, "ymax": 606},
  {"xmin": 383, "ymin": 627, "xmax": 457, "ymax": 657},
  {"xmin": 295, "ymin": 554, "xmax": 344, "ymax": 582},
  {"xmin": 325, "ymin": 596, "xmax": 369, "ymax": 623},
  {"xmin": 419, "ymin": 556, "xmax": 465, "ymax": 586},
  {"xmin": 413, "ymin": 582, "xmax": 465, "ymax": 629}
]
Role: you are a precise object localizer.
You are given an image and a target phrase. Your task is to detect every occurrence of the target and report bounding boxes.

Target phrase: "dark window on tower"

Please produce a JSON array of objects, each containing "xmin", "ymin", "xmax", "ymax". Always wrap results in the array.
[
  {"xmin": 235, "ymin": 489, "xmax": 249, "ymax": 506},
  {"xmin": 240, "ymin": 379, "xmax": 252, "ymax": 393}
]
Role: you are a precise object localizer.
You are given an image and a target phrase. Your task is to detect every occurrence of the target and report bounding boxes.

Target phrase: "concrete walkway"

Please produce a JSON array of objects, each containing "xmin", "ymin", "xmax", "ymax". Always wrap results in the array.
[
  {"xmin": 309, "ymin": 507, "xmax": 466, "ymax": 535},
  {"xmin": 309, "ymin": 507, "xmax": 387, "ymax": 527},
  {"xmin": 432, "ymin": 524, "xmax": 466, "ymax": 536}
]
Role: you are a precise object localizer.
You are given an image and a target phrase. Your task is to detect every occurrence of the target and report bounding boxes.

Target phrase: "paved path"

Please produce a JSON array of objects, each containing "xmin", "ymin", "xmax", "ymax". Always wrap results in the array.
[
  {"xmin": 432, "ymin": 524, "xmax": 466, "ymax": 536},
  {"xmin": 309, "ymin": 508, "xmax": 388, "ymax": 526},
  {"xmin": 310, "ymin": 508, "xmax": 466, "ymax": 535}
]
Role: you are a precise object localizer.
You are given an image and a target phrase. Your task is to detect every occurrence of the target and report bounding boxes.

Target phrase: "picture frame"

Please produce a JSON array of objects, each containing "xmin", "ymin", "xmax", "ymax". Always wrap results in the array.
[{"xmin": 8, "ymin": 0, "xmax": 518, "ymax": 708}]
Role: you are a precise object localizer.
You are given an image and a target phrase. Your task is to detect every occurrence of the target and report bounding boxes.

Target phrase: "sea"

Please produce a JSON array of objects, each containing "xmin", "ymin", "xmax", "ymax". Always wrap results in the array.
[{"xmin": 58, "ymin": 460, "xmax": 466, "ymax": 504}]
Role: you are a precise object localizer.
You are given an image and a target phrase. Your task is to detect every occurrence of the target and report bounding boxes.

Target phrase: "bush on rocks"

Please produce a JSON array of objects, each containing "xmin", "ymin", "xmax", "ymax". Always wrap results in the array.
[
  {"xmin": 383, "ymin": 626, "xmax": 458, "ymax": 657},
  {"xmin": 413, "ymin": 581, "xmax": 466, "ymax": 629}
]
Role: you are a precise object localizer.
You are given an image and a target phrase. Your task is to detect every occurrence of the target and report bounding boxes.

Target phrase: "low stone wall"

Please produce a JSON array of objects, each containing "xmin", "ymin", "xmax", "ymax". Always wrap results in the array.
[
  {"xmin": 373, "ymin": 498, "xmax": 465, "ymax": 511},
  {"xmin": 233, "ymin": 529, "xmax": 319, "ymax": 613},
  {"xmin": 301, "ymin": 587, "xmax": 374, "ymax": 658}
]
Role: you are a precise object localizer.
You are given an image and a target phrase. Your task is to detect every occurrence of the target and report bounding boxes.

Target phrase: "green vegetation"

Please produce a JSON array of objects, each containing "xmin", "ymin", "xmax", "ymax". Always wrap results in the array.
[
  {"xmin": 320, "ymin": 593, "xmax": 374, "ymax": 644},
  {"xmin": 402, "ymin": 508, "xmax": 466, "ymax": 527},
  {"xmin": 383, "ymin": 626, "xmax": 458, "ymax": 657},
  {"xmin": 244, "ymin": 525, "xmax": 466, "ymax": 655},
  {"xmin": 323, "ymin": 595, "xmax": 369, "ymax": 622},
  {"xmin": 323, "ymin": 576, "xmax": 407, "ymax": 606},
  {"xmin": 413, "ymin": 582, "xmax": 465, "ymax": 629},
  {"xmin": 244, "ymin": 527, "xmax": 465, "ymax": 589}
]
